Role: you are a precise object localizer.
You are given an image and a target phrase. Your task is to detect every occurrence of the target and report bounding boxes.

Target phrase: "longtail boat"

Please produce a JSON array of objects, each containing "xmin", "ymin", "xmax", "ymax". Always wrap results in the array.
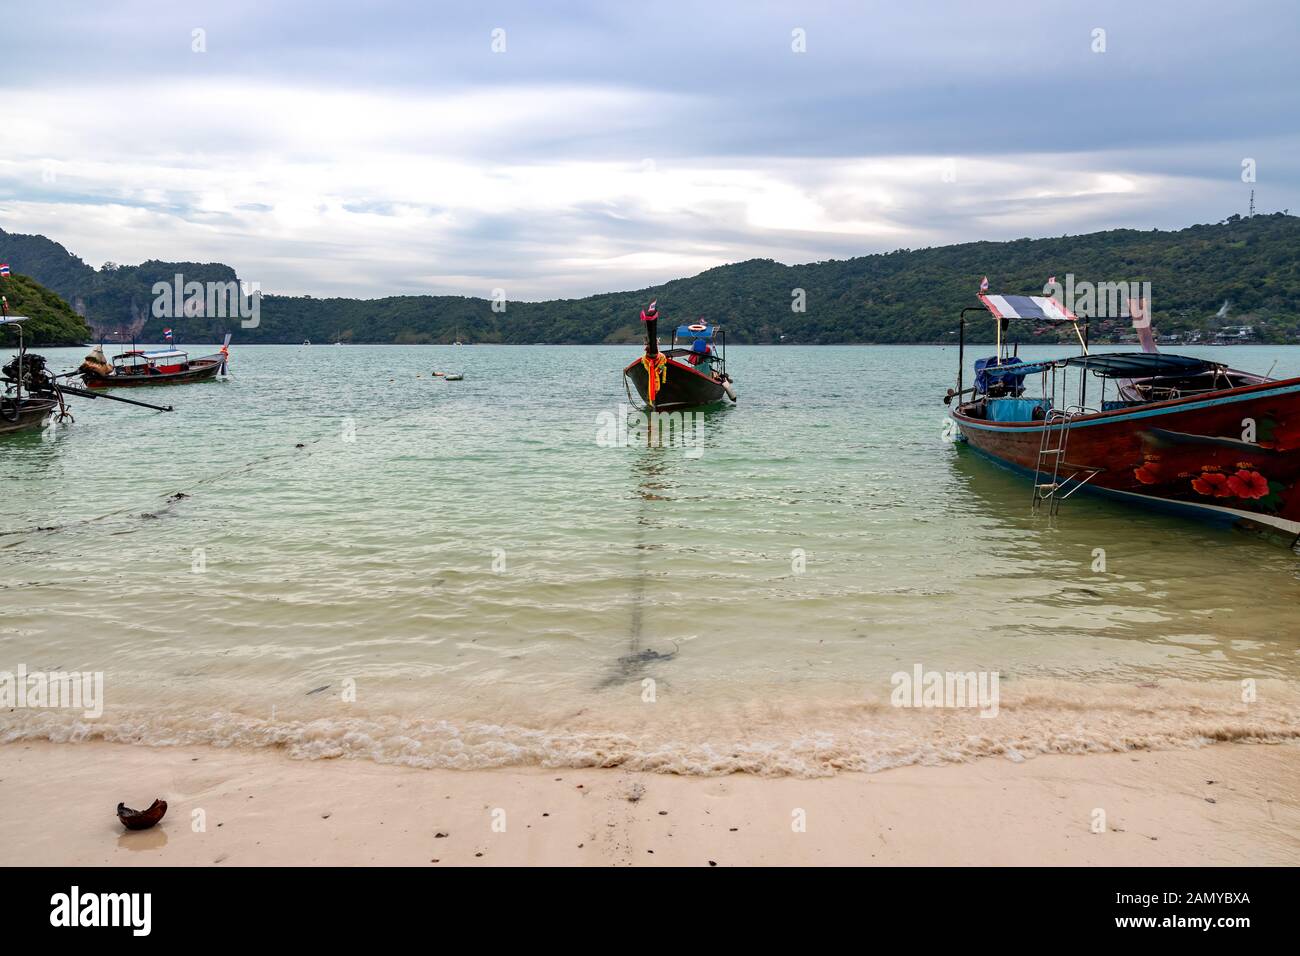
[
  {"xmin": 78, "ymin": 334, "xmax": 230, "ymax": 388},
  {"xmin": 944, "ymin": 288, "xmax": 1300, "ymax": 540},
  {"xmin": 2, "ymin": 317, "xmax": 173, "ymax": 435},
  {"xmin": 1, "ymin": 366, "xmax": 62, "ymax": 435},
  {"xmin": 622, "ymin": 301, "xmax": 737, "ymax": 411}
]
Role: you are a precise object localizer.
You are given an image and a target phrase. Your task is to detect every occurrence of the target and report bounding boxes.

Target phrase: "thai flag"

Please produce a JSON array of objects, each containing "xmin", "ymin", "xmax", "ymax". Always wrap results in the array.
[
  {"xmin": 164, "ymin": 328, "xmax": 173, "ymax": 341},
  {"xmin": 0, "ymin": 264, "xmax": 10, "ymax": 277},
  {"xmin": 979, "ymin": 276, "xmax": 989, "ymax": 292}
]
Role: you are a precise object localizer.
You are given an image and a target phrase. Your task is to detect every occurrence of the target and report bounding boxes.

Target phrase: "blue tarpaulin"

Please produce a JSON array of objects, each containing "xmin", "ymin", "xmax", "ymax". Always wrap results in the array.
[{"xmin": 974, "ymin": 356, "xmax": 1030, "ymax": 395}]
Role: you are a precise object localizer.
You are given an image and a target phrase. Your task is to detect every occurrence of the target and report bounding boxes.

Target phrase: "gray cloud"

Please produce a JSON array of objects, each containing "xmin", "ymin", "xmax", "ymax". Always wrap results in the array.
[{"xmin": 1, "ymin": 0, "xmax": 1296, "ymax": 298}]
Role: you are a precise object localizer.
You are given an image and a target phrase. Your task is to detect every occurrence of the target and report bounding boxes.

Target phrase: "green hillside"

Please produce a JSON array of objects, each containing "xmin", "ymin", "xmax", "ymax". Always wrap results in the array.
[
  {"xmin": 0, "ymin": 272, "xmax": 93, "ymax": 346},
  {"xmin": 4, "ymin": 213, "xmax": 1298, "ymax": 345},
  {"xmin": 0, "ymin": 229, "xmax": 239, "ymax": 341}
]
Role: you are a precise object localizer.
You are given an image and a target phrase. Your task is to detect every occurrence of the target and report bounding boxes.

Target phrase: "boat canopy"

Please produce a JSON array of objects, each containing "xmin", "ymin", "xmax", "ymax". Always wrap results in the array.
[
  {"xmin": 116, "ymin": 349, "xmax": 188, "ymax": 361},
  {"xmin": 979, "ymin": 294, "xmax": 1078, "ymax": 323},
  {"xmin": 675, "ymin": 324, "xmax": 718, "ymax": 339},
  {"xmin": 981, "ymin": 352, "xmax": 1221, "ymax": 380},
  {"xmin": 1063, "ymin": 353, "xmax": 1220, "ymax": 377}
]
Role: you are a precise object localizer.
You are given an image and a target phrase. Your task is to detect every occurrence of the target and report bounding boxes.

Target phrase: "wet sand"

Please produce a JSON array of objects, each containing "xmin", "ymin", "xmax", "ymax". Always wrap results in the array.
[{"xmin": 1, "ymin": 740, "xmax": 1296, "ymax": 866}]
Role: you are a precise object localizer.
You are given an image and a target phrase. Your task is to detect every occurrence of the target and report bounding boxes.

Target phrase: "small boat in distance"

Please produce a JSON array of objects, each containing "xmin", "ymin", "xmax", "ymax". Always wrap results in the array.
[
  {"xmin": 79, "ymin": 334, "xmax": 230, "ymax": 388},
  {"xmin": 622, "ymin": 301, "xmax": 737, "ymax": 411},
  {"xmin": 945, "ymin": 286, "xmax": 1300, "ymax": 540}
]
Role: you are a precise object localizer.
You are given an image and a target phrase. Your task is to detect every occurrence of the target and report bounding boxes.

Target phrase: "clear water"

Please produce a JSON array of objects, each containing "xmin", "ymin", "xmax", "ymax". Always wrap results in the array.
[{"xmin": 3, "ymin": 343, "xmax": 1298, "ymax": 775}]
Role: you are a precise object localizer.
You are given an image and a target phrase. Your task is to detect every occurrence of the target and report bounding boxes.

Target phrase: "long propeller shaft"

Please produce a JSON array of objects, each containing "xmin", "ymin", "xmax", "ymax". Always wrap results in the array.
[{"xmin": 58, "ymin": 383, "xmax": 174, "ymax": 412}]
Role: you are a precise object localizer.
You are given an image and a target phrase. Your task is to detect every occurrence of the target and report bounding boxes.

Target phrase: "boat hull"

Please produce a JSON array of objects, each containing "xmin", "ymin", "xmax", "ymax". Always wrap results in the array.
[
  {"xmin": 0, "ymin": 397, "xmax": 58, "ymax": 435},
  {"xmin": 623, "ymin": 356, "xmax": 727, "ymax": 411},
  {"xmin": 81, "ymin": 356, "xmax": 224, "ymax": 388},
  {"xmin": 953, "ymin": 377, "xmax": 1300, "ymax": 535}
]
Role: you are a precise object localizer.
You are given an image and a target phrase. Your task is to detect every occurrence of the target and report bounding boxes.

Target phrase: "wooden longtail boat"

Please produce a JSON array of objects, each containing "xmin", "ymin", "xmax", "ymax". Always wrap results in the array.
[
  {"xmin": 1, "ymin": 316, "xmax": 72, "ymax": 434},
  {"xmin": 622, "ymin": 301, "xmax": 737, "ymax": 411},
  {"xmin": 0, "ymin": 387, "xmax": 60, "ymax": 434},
  {"xmin": 79, "ymin": 334, "xmax": 230, "ymax": 388},
  {"xmin": 2, "ymin": 317, "xmax": 172, "ymax": 435},
  {"xmin": 945, "ymin": 290, "xmax": 1300, "ymax": 540}
]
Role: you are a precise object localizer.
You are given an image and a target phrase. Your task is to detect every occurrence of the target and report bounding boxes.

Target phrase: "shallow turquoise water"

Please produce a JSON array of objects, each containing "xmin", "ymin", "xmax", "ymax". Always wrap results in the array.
[{"xmin": 3, "ymin": 343, "xmax": 1299, "ymax": 774}]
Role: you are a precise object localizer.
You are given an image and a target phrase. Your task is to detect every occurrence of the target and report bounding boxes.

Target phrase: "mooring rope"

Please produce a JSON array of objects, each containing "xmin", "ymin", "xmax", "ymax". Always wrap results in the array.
[{"xmin": 0, "ymin": 390, "xmax": 455, "ymax": 542}]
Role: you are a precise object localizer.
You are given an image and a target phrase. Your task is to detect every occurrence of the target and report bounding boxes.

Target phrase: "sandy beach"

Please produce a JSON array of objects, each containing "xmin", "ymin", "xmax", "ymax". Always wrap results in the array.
[{"xmin": 2, "ymin": 740, "xmax": 1296, "ymax": 866}]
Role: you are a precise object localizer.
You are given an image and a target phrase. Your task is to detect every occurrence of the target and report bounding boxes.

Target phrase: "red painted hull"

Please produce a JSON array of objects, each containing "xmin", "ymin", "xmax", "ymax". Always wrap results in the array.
[
  {"xmin": 81, "ymin": 356, "xmax": 224, "ymax": 388},
  {"xmin": 953, "ymin": 376, "xmax": 1300, "ymax": 535}
]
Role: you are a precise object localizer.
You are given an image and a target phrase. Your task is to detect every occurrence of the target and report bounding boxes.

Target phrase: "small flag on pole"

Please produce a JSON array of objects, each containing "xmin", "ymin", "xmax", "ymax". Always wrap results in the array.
[
  {"xmin": 164, "ymin": 328, "xmax": 174, "ymax": 341},
  {"xmin": 979, "ymin": 276, "xmax": 989, "ymax": 292},
  {"xmin": 0, "ymin": 264, "xmax": 10, "ymax": 278}
]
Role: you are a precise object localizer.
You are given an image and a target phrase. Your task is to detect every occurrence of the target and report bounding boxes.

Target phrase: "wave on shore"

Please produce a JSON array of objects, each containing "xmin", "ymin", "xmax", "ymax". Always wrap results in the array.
[{"xmin": 3, "ymin": 678, "xmax": 1298, "ymax": 777}]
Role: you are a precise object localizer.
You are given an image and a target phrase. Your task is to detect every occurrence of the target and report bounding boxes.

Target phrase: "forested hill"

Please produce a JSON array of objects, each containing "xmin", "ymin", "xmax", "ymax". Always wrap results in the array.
[
  {"xmin": 0, "ymin": 229, "xmax": 239, "ymax": 343},
  {"xmin": 3, "ymin": 213, "xmax": 1298, "ymax": 345},
  {"xmin": 0, "ymin": 273, "xmax": 93, "ymax": 346}
]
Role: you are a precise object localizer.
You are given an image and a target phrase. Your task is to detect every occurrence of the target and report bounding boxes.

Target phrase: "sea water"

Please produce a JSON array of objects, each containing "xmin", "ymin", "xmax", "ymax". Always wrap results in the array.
[{"xmin": 2, "ymin": 344, "xmax": 1298, "ymax": 775}]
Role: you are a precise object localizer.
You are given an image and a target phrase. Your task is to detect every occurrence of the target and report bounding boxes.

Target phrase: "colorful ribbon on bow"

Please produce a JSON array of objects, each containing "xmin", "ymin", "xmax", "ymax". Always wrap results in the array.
[{"xmin": 641, "ymin": 352, "xmax": 667, "ymax": 405}]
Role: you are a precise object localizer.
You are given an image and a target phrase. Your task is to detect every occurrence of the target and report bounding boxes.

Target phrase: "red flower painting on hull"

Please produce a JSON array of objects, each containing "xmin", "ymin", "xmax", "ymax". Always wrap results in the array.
[
  {"xmin": 1227, "ymin": 469, "xmax": 1269, "ymax": 499},
  {"xmin": 1133, "ymin": 464, "xmax": 1159, "ymax": 484},
  {"xmin": 1191, "ymin": 472, "xmax": 1232, "ymax": 497}
]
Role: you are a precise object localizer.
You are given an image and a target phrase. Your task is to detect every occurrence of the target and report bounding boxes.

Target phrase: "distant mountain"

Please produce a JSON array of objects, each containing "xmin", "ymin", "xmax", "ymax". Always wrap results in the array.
[
  {"xmin": 0, "ymin": 272, "xmax": 93, "ymax": 346},
  {"xmin": 0, "ymin": 229, "xmax": 241, "ymax": 343},
  {"xmin": 3, "ymin": 213, "xmax": 1299, "ymax": 345}
]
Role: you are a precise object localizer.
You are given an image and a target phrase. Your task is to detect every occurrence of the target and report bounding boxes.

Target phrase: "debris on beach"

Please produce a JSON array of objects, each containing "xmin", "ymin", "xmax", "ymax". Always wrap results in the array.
[
  {"xmin": 117, "ymin": 798, "xmax": 167, "ymax": 831},
  {"xmin": 600, "ymin": 646, "xmax": 679, "ymax": 687}
]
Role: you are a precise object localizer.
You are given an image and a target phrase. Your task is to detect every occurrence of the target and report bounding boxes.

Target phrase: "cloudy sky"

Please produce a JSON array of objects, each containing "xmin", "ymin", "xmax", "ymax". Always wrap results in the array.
[{"xmin": 1, "ymin": 0, "xmax": 1296, "ymax": 299}]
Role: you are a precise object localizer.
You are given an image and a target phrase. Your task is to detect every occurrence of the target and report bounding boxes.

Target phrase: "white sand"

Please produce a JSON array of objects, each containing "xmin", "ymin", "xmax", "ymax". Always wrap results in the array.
[{"xmin": 1, "ymin": 740, "xmax": 1296, "ymax": 866}]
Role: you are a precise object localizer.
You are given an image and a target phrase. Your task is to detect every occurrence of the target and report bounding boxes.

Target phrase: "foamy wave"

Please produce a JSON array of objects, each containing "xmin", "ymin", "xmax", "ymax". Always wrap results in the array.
[{"xmin": 3, "ymin": 679, "xmax": 1298, "ymax": 777}]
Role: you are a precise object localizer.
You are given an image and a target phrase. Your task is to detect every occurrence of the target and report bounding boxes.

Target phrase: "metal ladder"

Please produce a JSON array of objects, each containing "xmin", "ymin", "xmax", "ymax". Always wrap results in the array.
[{"xmin": 1032, "ymin": 407, "xmax": 1100, "ymax": 516}]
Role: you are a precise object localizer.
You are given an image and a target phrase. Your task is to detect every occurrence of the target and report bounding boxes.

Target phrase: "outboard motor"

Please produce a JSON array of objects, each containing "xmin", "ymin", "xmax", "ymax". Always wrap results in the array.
[{"xmin": 2, "ymin": 351, "xmax": 57, "ymax": 396}]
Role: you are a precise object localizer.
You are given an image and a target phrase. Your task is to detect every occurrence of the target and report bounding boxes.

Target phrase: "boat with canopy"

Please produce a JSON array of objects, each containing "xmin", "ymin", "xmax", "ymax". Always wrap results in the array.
[
  {"xmin": 2, "ymin": 316, "xmax": 174, "ymax": 435},
  {"xmin": 78, "ymin": 334, "xmax": 231, "ymax": 387},
  {"xmin": 622, "ymin": 301, "xmax": 737, "ymax": 410},
  {"xmin": 945, "ymin": 287, "xmax": 1300, "ymax": 539}
]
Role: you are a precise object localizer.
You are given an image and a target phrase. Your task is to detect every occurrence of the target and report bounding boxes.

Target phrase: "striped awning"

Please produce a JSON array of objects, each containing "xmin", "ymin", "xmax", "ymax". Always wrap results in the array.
[{"xmin": 979, "ymin": 294, "xmax": 1078, "ymax": 323}]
